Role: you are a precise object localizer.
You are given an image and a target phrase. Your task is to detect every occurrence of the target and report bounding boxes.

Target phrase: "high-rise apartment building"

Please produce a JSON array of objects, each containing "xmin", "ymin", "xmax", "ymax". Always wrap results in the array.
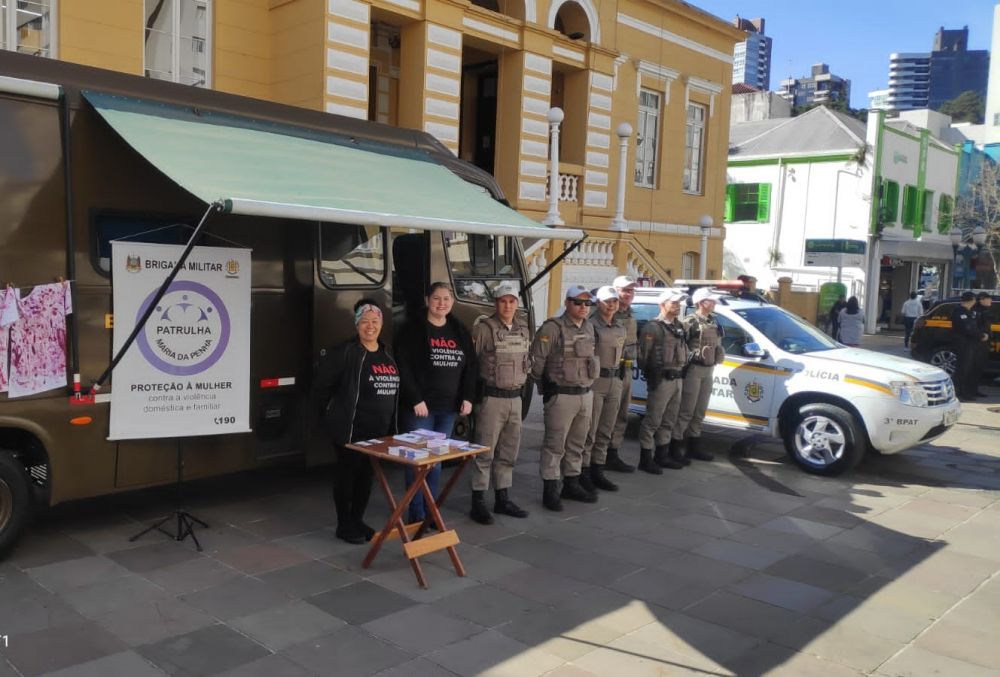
[
  {"xmin": 778, "ymin": 63, "xmax": 851, "ymax": 108},
  {"xmin": 883, "ymin": 26, "xmax": 989, "ymax": 113},
  {"xmin": 731, "ymin": 16, "xmax": 771, "ymax": 90}
]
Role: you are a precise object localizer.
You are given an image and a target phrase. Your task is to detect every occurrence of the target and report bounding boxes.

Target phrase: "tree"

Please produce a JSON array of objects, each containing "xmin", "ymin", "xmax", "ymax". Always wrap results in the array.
[
  {"xmin": 954, "ymin": 159, "xmax": 1000, "ymax": 287},
  {"xmin": 939, "ymin": 90, "xmax": 985, "ymax": 124}
]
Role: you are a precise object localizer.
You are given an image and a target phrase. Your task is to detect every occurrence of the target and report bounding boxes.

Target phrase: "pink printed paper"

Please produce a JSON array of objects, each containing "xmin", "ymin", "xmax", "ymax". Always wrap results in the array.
[
  {"xmin": 0, "ymin": 286, "xmax": 20, "ymax": 393},
  {"xmin": 7, "ymin": 282, "xmax": 72, "ymax": 398}
]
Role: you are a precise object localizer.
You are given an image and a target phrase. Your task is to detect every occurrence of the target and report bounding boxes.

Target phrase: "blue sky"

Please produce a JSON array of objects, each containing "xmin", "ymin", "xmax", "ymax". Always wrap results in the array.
[{"xmin": 692, "ymin": 0, "xmax": 994, "ymax": 108}]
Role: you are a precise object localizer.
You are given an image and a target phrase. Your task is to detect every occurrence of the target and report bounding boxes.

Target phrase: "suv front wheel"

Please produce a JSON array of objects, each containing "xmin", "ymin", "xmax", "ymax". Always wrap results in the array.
[
  {"xmin": 929, "ymin": 346, "xmax": 957, "ymax": 375},
  {"xmin": 783, "ymin": 403, "xmax": 865, "ymax": 476}
]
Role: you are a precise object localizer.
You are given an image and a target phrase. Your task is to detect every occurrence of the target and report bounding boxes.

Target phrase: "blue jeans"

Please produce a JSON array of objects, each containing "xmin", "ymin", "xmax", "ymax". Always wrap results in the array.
[
  {"xmin": 903, "ymin": 317, "xmax": 916, "ymax": 347},
  {"xmin": 402, "ymin": 411, "xmax": 457, "ymax": 521}
]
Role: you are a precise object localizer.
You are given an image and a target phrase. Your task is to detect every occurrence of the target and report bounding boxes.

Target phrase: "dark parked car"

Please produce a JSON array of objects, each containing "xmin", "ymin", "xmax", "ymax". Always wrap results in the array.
[{"xmin": 909, "ymin": 295, "xmax": 1000, "ymax": 375}]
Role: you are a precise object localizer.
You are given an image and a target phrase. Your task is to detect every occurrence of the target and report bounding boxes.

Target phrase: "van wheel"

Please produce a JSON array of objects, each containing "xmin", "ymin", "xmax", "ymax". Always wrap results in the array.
[
  {"xmin": 930, "ymin": 347, "xmax": 957, "ymax": 375},
  {"xmin": 0, "ymin": 451, "xmax": 32, "ymax": 558},
  {"xmin": 783, "ymin": 404, "xmax": 864, "ymax": 476}
]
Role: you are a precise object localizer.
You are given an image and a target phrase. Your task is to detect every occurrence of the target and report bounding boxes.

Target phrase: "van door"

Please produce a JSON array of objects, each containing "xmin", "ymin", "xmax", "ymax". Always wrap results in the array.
[
  {"xmin": 310, "ymin": 223, "xmax": 392, "ymax": 464},
  {"xmin": 706, "ymin": 315, "xmax": 774, "ymax": 432}
]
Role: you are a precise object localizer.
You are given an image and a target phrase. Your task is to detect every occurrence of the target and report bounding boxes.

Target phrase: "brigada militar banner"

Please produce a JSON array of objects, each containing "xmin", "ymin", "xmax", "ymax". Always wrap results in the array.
[{"xmin": 109, "ymin": 242, "xmax": 252, "ymax": 440}]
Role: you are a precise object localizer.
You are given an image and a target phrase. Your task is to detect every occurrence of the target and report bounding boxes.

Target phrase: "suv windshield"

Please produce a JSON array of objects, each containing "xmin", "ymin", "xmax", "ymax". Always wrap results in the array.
[{"xmin": 733, "ymin": 306, "xmax": 840, "ymax": 354}]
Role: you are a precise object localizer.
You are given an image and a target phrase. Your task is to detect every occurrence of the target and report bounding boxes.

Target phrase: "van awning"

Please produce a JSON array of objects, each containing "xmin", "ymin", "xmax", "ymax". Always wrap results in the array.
[{"xmin": 82, "ymin": 91, "xmax": 584, "ymax": 241}]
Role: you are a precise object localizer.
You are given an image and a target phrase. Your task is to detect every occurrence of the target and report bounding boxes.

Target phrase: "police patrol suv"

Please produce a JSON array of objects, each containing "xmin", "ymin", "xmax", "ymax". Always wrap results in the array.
[{"xmin": 630, "ymin": 283, "xmax": 961, "ymax": 476}]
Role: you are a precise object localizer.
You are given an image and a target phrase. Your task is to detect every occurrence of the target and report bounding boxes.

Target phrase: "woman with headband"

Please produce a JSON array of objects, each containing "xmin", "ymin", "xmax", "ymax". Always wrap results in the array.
[
  {"xmin": 394, "ymin": 282, "xmax": 477, "ymax": 525},
  {"xmin": 323, "ymin": 298, "xmax": 399, "ymax": 544}
]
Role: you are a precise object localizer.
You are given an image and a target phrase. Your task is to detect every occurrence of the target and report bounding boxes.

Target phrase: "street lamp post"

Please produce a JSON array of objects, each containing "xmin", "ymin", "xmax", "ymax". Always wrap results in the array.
[
  {"xmin": 698, "ymin": 215, "xmax": 712, "ymax": 278},
  {"xmin": 543, "ymin": 107, "xmax": 564, "ymax": 226}
]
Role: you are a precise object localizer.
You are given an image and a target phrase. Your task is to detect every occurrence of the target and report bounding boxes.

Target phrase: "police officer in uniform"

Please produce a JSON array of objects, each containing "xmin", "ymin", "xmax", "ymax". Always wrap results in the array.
[
  {"xmin": 581, "ymin": 286, "xmax": 626, "ymax": 493},
  {"xmin": 530, "ymin": 285, "xmax": 600, "ymax": 510},
  {"xmin": 605, "ymin": 275, "xmax": 639, "ymax": 473},
  {"xmin": 951, "ymin": 291, "xmax": 982, "ymax": 401},
  {"xmin": 675, "ymin": 288, "xmax": 725, "ymax": 462},
  {"xmin": 637, "ymin": 290, "xmax": 689, "ymax": 473},
  {"xmin": 973, "ymin": 292, "xmax": 993, "ymax": 397},
  {"xmin": 469, "ymin": 280, "xmax": 531, "ymax": 524}
]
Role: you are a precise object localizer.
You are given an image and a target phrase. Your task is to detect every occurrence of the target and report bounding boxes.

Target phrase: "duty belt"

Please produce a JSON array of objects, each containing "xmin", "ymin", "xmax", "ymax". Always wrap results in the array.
[
  {"xmin": 554, "ymin": 385, "xmax": 591, "ymax": 395},
  {"xmin": 661, "ymin": 369, "xmax": 684, "ymax": 380},
  {"xmin": 484, "ymin": 386, "xmax": 522, "ymax": 398},
  {"xmin": 598, "ymin": 366, "xmax": 625, "ymax": 379}
]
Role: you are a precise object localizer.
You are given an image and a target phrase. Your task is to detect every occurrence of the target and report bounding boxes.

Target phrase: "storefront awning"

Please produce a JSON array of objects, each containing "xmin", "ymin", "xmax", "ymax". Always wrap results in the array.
[
  {"xmin": 879, "ymin": 238, "xmax": 954, "ymax": 262},
  {"xmin": 82, "ymin": 91, "xmax": 584, "ymax": 241}
]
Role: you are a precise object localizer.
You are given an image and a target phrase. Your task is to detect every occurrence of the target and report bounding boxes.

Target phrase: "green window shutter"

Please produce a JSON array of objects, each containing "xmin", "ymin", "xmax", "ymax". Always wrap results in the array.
[
  {"xmin": 902, "ymin": 186, "xmax": 917, "ymax": 228},
  {"xmin": 883, "ymin": 180, "xmax": 899, "ymax": 223},
  {"xmin": 724, "ymin": 184, "xmax": 735, "ymax": 222},
  {"xmin": 756, "ymin": 183, "xmax": 771, "ymax": 222},
  {"xmin": 938, "ymin": 194, "xmax": 953, "ymax": 233}
]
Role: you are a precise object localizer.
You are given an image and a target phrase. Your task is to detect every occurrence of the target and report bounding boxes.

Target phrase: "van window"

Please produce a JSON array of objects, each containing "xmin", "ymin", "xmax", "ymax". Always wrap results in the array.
[
  {"xmin": 445, "ymin": 233, "xmax": 521, "ymax": 303},
  {"xmin": 319, "ymin": 224, "xmax": 386, "ymax": 287},
  {"xmin": 93, "ymin": 214, "xmax": 190, "ymax": 275}
]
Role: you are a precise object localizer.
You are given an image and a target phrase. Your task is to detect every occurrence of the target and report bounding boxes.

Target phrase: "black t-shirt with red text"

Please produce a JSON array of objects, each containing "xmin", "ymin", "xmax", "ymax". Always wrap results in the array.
[
  {"xmin": 353, "ymin": 347, "xmax": 399, "ymax": 440},
  {"xmin": 425, "ymin": 321, "xmax": 466, "ymax": 410}
]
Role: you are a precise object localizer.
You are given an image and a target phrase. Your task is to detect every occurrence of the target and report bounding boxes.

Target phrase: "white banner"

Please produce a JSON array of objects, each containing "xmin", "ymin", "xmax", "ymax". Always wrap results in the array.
[{"xmin": 110, "ymin": 242, "xmax": 252, "ymax": 440}]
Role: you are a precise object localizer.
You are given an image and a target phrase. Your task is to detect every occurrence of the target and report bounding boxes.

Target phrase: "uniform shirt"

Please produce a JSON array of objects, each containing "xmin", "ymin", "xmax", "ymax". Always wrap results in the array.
[
  {"xmin": 901, "ymin": 298, "xmax": 924, "ymax": 319},
  {"xmin": 614, "ymin": 306, "xmax": 638, "ymax": 361},
  {"xmin": 529, "ymin": 314, "xmax": 598, "ymax": 386},
  {"xmin": 950, "ymin": 305, "xmax": 980, "ymax": 343},
  {"xmin": 472, "ymin": 314, "xmax": 530, "ymax": 388},
  {"xmin": 424, "ymin": 321, "xmax": 466, "ymax": 410}
]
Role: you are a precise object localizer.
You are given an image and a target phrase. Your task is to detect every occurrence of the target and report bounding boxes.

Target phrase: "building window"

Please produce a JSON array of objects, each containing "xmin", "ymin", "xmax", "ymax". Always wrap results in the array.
[
  {"xmin": 319, "ymin": 224, "xmax": 386, "ymax": 287},
  {"xmin": 2, "ymin": 0, "xmax": 53, "ymax": 56},
  {"xmin": 683, "ymin": 103, "xmax": 706, "ymax": 194},
  {"xmin": 681, "ymin": 251, "xmax": 697, "ymax": 279},
  {"xmin": 902, "ymin": 185, "xmax": 920, "ymax": 228},
  {"xmin": 724, "ymin": 183, "xmax": 771, "ymax": 223},
  {"xmin": 634, "ymin": 88, "xmax": 660, "ymax": 188},
  {"xmin": 937, "ymin": 194, "xmax": 954, "ymax": 233},
  {"xmin": 880, "ymin": 179, "xmax": 900, "ymax": 224},
  {"xmin": 144, "ymin": 0, "xmax": 211, "ymax": 87}
]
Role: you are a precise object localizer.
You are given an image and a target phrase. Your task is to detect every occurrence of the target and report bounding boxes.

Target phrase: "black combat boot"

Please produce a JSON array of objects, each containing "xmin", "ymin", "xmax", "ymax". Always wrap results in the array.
[
  {"xmin": 669, "ymin": 439, "xmax": 691, "ymax": 466},
  {"xmin": 590, "ymin": 464, "xmax": 619, "ymax": 491},
  {"xmin": 686, "ymin": 436, "xmax": 714, "ymax": 461},
  {"xmin": 604, "ymin": 447, "xmax": 636, "ymax": 473},
  {"xmin": 579, "ymin": 465, "xmax": 597, "ymax": 494},
  {"xmin": 638, "ymin": 448, "xmax": 663, "ymax": 475},
  {"xmin": 561, "ymin": 475, "xmax": 598, "ymax": 503},
  {"xmin": 654, "ymin": 444, "xmax": 684, "ymax": 469},
  {"xmin": 542, "ymin": 479, "xmax": 563, "ymax": 511},
  {"xmin": 494, "ymin": 488, "xmax": 529, "ymax": 518},
  {"xmin": 470, "ymin": 490, "xmax": 495, "ymax": 525}
]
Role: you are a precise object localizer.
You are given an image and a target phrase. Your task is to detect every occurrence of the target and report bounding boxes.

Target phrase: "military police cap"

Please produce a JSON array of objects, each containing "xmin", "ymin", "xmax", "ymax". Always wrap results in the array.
[{"xmin": 961, "ymin": 291, "xmax": 976, "ymax": 301}]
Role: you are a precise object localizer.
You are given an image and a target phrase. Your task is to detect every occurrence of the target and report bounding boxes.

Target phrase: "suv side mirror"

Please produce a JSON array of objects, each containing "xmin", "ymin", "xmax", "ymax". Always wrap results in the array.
[{"xmin": 743, "ymin": 342, "xmax": 766, "ymax": 358}]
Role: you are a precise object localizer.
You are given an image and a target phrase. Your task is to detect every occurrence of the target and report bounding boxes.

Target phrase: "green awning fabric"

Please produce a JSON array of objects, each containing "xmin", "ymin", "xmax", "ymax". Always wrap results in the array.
[{"xmin": 82, "ymin": 91, "xmax": 583, "ymax": 240}]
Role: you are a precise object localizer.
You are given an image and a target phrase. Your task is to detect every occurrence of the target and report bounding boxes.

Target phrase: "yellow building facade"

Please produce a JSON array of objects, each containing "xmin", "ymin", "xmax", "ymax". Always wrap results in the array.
[{"xmin": 27, "ymin": 0, "xmax": 740, "ymax": 311}]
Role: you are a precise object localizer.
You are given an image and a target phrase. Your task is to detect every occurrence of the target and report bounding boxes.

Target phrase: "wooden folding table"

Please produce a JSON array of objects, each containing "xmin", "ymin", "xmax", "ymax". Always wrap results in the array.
[{"xmin": 346, "ymin": 436, "xmax": 490, "ymax": 589}]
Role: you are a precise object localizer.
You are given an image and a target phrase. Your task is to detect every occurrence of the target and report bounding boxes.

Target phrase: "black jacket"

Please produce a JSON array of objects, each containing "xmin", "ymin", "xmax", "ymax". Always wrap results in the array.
[
  {"xmin": 320, "ymin": 337, "xmax": 398, "ymax": 446},
  {"xmin": 950, "ymin": 305, "xmax": 980, "ymax": 343},
  {"xmin": 394, "ymin": 314, "xmax": 477, "ymax": 410}
]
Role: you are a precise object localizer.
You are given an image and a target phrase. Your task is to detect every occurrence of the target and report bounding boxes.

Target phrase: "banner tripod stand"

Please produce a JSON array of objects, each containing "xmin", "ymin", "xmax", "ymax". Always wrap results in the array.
[{"xmin": 129, "ymin": 439, "xmax": 208, "ymax": 550}]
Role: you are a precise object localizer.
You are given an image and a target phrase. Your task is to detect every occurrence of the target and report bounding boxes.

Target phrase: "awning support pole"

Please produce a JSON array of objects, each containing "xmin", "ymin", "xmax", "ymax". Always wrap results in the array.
[
  {"xmin": 523, "ymin": 235, "xmax": 588, "ymax": 295},
  {"xmin": 89, "ymin": 201, "xmax": 225, "ymax": 394}
]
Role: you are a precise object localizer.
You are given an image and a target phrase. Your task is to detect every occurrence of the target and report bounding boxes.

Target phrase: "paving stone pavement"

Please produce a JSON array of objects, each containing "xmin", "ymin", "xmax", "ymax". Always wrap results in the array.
[{"xmin": 2, "ymin": 334, "xmax": 1000, "ymax": 676}]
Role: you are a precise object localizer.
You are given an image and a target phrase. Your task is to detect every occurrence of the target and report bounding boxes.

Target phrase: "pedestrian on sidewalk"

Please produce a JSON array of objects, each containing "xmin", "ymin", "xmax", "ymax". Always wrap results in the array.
[
  {"xmin": 323, "ymin": 299, "xmax": 399, "ymax": 544},
  {"xmin": 395, "ymin": 282, "xmax": 476, "ymax": 524},
  {"xmin": 951, "ymin": 291, "xmax": 982, "ymax": 401},
  {"xmin": 837, "ymin": 297, "xmax": 864, "ymax": 347},
  {"xmin": 829, "ymin": 295, "xmax": 846, "ymax": 339},
  {"xmin": 901, "ymin": 292, "xmax": 924, "ymax": 349},
  {"xmin": 973, "ymin": 292, "xmax": 993, "ymax": 397}
]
